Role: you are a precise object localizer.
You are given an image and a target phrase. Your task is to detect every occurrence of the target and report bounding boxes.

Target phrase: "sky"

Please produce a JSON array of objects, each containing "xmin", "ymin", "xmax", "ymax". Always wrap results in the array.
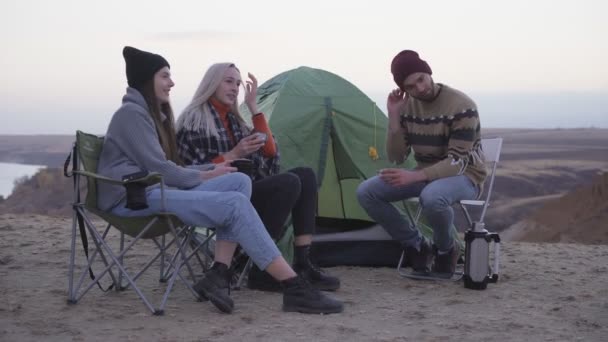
[{"xmin": 1, "ymin": 0, "xmax": 607, "ymax": 134}]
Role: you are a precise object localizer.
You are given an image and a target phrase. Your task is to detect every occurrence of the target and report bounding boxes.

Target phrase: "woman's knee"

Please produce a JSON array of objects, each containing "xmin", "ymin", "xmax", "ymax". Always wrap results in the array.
[
  {"xmin": 277, "ymin": 172, "xmax": 302, "ymax": 196},
  {"xmin": 216, "ymin": 191, "xmax": 254, "ymax": 227},
  {"xmin": 228, "ymin": 191, "xmax": 252, "ymax": 209},
  {"xmin": 288, "ymin": 167, "xmax": 317, "ymax": 189},
  {"xmin": 226, "ymin": 172, "xmax": 252, "ymax": 197}
]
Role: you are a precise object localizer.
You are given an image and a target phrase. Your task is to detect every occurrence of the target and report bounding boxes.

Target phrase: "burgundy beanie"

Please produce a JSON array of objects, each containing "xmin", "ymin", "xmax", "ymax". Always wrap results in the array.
[
  {"xmin": 390, "ymin": 50, "xmax": 432, "ymax": 90},
  {"xmin": 123, "ymin": 46, "xmax": 170, "ymax": 89}
]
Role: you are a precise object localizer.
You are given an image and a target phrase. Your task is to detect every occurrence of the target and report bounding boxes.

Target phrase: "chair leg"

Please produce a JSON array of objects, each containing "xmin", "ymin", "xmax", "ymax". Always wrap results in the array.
[
  {"xmin": 459, "ymin": 203, "xmax": 474, "ymax": 229},
  {"xmin": 157, "ymin": 233, "xmax": 190, "ymax": 282},
  {"xmin": 159, "ymin": 234, "xmax": 166, "ymax": 282},
  {"xmin": 97, "ymin": 237, "xmax": 158, "ymax": 313},
  {"xmin": 127, "ymin": 231, "xmax": 186, "ymax": 288},
  {"xmin": 179, "ymin": 228, "xmax": 197, "ymax": 282},
  {"xmin": 70, "ymin": 213, "xmax": 212, "ymax": 314},
  {"xmin": 396, "ymin": 251, "xmax": 407, "ymax": 274},
  {"xmin": 190, "ymin": 242, "xmax": 208, "ymax": 275},
  {"xmin": 156, "ymin": 231, "xmax": 194, "ymax": 284},
  {"xmin": 167, "ymin": 227, "xmax": 197, "ymax": 283},
  {"xmin": 398, "ymin": 200, "xmax": 423, "ymax": 272},
  {"xmin": 67, "ymin": 211, "xmax": 78, "ymax": 304},
  {"xmin": 71, "ymin": 212, "xmax": 119, "ymax": 302},
  {"xmin": 234, "ymin": 258, "xmax": 253, "ymax": 290},
  {"xmin": 186, "ymin": 229, "xmax": 216, "ymax": 276},
  {"xmin": 157, "ymin": 222, "xmax": 199, "ymax": 314},
  {"xmin": 81, "ymin": 214, "xmax": 161, "ymax": 313},
  {"xmin": 117, "ymin": 231, "xmax": 125, "ymax": 290}
]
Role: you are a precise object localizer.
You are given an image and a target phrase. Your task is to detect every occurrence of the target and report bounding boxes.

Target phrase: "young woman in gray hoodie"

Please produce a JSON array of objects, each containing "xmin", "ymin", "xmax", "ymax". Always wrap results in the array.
[{"xmin": 95, "ymin": 46, "xmax": 343, "ymax": 315}]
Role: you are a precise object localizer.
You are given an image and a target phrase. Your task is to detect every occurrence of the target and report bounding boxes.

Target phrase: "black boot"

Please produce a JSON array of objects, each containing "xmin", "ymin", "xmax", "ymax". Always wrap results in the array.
[
  {"xmin": 281, "ymin": 276, "xmax": 344, "ymax": 314},
  {"xmin": 293, "ymin": 245, "xmax": 340, "ymax": 291},
  {"xmin": 247, "ymin": 264, "xmax": 282, "ymax": 292},
  {"xmin": 403, "ymin": 237, "xmax": 434, "ymax": 274},
  {"xmin": 193, "ymin": 262, "xmax": 234, "ymax": 314},
  {"xmin": 432, "ymin": 244, "xmax": 460, "ymax": 279}
]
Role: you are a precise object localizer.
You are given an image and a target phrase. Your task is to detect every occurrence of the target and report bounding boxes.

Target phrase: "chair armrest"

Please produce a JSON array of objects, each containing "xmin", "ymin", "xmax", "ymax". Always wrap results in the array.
[
  {"xmin": 73, "ymin": 170, "xmax": 124, "ymax": 185},
  {"xmin": 73, "ymin": 170, "xmax": 163, "ymax": 186},
  {"xmin": 123, "ymin": 172, "xmax": 163, "ymax": 187}
]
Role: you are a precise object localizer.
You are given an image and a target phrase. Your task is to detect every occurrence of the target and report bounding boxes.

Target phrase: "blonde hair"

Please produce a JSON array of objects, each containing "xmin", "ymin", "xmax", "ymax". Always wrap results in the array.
[{"xmin": 176, "ymin": 63, "xmax": 250, "ymax": 138}]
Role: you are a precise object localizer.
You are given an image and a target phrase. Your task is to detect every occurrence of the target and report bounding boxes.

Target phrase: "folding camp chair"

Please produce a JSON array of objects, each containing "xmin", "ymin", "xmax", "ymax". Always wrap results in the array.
[
  {"xmin": 65, "ymin": 131, "xmax": 212, "ymax": 315},
  {"xmin": 397, "ymin": 137, "xmax": 503, "ymax": 280}
]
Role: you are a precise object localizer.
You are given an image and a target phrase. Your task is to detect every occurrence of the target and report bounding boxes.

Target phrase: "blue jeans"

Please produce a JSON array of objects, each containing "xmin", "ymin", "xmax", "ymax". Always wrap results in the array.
[
  {"xmin": 111, "ymin": 172, "xmax": 281, "ymax": 270},
  {"xmin": 356, "ymin": 175, "xmax": 478, "ymax": 251}
]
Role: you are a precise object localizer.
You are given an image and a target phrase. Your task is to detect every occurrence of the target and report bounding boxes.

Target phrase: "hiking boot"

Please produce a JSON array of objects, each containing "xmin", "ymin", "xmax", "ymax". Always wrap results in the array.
[
  {"xmin": 281, "ymin": 276, "xmax": 344, "ymax": 314},
  {"xmin": 247, "ymin": 265, "xmax": 282, "ymax": 292},
  {"xmin": 294, "ymin": 261, "xmax": 341, "ymax": 291},
  {"xmin": 403, "ymin": 237, "xmax": 434, "ymax": 274},
  {"xmin": 293, "ymin": 244, "xmax": 340, "ymax": 291},
  {"xmin": 193, "ymin": 262, "xmax": 234, "ymax": 314},
  {"xmin": 432, "ymin": 245, "xmax": 460, "ymax": 279}
]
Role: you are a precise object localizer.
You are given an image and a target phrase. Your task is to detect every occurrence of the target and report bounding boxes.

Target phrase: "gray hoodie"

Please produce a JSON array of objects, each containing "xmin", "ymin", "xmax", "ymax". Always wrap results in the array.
[{"xmin": 97, "ymin": 88, "xmax": 212, "ymax": 211}]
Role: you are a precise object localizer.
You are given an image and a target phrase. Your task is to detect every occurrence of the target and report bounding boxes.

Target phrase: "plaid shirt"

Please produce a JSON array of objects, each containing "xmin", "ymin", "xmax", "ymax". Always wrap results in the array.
[{"xmin": 176, "ymin": 103, "xmax": 280, "ymax": 181}]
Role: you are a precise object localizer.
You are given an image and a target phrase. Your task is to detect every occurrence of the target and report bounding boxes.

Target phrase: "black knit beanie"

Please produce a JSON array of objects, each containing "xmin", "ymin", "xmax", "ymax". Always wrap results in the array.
[{"xmin": 122, "ymin": 46, "xmax": 170, "ymax": 89}]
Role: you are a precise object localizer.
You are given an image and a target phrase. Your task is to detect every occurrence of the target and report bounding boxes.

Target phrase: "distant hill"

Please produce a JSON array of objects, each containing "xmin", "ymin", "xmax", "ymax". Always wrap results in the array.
[
  {"xmin": 0, "ymin": 168, "xmax": 77, "ymax": 216},
  {"xmin": 503, "ymin": 172, "xmax": 608, "ymax": 244},
  {"xmin": 0, "ymin": 135, "xmax": 74, "ymax": 167},
  {"xmin": 1, "ymin": 128, "xmax": 608, "ymax": 243}
]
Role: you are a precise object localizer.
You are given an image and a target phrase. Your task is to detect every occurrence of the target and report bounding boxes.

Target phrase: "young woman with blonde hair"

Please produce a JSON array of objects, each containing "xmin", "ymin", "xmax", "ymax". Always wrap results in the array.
[{"xmin": 176, "ymin": 63, "xmax": 340, "ymax": 292}]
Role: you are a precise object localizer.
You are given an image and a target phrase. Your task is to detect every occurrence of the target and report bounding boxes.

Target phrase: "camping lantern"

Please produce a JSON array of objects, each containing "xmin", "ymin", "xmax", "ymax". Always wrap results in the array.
[{"xmin": 463, "ymin": 222, "xmax": 500, "ymax": 290}]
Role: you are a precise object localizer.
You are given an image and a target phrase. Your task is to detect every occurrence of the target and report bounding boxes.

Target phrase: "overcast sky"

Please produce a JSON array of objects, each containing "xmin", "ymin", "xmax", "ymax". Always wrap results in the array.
[{"xmin": 1, "ymin": 0, "xmax": 607, "ymax": 134}]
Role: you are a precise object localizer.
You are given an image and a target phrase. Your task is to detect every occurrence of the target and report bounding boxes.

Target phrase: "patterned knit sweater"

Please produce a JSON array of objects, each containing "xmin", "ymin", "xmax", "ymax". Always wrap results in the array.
[{"xmin": 386, "ymin": 84, "xmax": 487, "ymax": 188}]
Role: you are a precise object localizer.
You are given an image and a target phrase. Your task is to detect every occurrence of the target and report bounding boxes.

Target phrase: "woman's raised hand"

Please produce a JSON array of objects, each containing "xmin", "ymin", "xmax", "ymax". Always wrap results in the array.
[{"xmin": 244, "ymin": 73, "xmax": 259, "ymax": 114}]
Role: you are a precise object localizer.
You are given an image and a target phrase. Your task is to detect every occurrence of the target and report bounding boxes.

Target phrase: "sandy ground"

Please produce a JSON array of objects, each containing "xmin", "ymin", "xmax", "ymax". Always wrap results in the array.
[{"xmin": 1, "ymin": 214, "xmax": 607, "ymax": 342}]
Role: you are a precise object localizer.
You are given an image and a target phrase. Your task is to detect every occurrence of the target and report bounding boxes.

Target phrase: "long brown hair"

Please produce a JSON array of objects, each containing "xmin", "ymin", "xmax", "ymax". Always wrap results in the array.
[{"xmin": 137, "ymin": 81, "xmax": 182, "ymax": 166}]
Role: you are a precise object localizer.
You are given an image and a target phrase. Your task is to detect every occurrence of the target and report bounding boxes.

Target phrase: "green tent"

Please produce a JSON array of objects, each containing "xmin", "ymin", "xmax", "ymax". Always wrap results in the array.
[
  {"xmin": 242, "ymin": 66, "xmax": 461, "ymax": 266},
  {"xmin": 245, "ymin": 66, "xmax": 412, "ymax": 221}
]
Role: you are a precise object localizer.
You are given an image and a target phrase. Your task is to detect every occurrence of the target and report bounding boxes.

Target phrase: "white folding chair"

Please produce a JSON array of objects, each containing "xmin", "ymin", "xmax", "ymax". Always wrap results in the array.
[{"xmin": 397, "ymin": 137, "xmax": 503, "ymax": 278}]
